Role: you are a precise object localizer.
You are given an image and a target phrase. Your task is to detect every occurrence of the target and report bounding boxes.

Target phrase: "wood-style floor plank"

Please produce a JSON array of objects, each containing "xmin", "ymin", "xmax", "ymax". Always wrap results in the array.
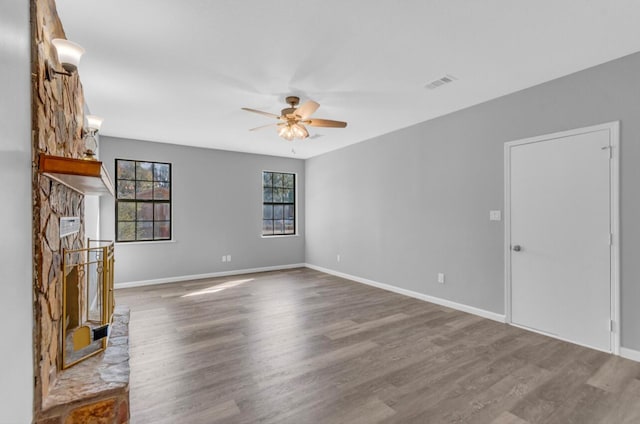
[{"xmin": 116, "ymin": 267, "xmax": 640, "ymax": 423}]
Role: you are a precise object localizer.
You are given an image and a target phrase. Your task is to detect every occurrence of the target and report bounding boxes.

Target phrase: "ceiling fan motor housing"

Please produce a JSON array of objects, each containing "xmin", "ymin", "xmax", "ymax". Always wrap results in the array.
[
  {"xmin": 281, "ymin": 107, "xmax": 297, "ymax": 117},
  {"xmin": 285, "ymin": 96, "xmax": 300, "ymax": 107}
]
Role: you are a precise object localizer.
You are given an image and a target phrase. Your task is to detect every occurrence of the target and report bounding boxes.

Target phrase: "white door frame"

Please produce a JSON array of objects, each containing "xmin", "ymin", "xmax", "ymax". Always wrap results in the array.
[{"xmin": 504, "ymin": 121, "xmax": 620, "ymax": 354}]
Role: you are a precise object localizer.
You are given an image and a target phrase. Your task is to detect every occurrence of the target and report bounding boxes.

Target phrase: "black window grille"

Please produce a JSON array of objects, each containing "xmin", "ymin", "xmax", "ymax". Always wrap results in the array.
[
  {"xmin": 262, "ymin": 171, "xmax": 295, "ymax": 236},
  {"xmin": 115, "ymin": 159, "xmax": 172, "ymax": 242}
]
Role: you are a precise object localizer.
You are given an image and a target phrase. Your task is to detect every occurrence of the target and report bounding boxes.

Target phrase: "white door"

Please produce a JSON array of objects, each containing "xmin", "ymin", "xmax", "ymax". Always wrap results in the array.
[{"xmin": 506, "ymin": 123, "xmax": 618, "ymax": 352}]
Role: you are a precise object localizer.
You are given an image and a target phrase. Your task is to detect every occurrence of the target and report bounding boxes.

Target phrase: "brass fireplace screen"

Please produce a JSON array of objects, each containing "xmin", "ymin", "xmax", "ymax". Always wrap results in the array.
[{"xmin": 62, "ymin": 239, "xmax": 115, "ymax": 369}]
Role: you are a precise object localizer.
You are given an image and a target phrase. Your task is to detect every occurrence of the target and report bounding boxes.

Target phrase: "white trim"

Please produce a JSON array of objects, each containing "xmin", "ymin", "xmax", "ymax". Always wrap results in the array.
[
  {"xmin": 504, "ymin": 137, "xmax": 512, "ymax": 324},
  {"xmin": 304, "ymin": 263, "xmax": 506, "ymax": 323},
  {"xmin": 114, "ymin": 263, "xmax": 306, "ymax": 289},
  {"xmin": 510, "ymin": 322, "xmax": 612, "ymax": 355},
  {"xmin": 610, "ymin": 122, "xmax": 621, "ymax": 355},
  {"xmin": 504, "ymin": 121, "xmax": 620, "ymax": 354},
  {"xmin": 116, "ymin": 239, "xmax": 177, "ymax": 246},
  {"xmin": 620, "ymin": 347, "xmax": 640, "ymax": 363},
  {"xmin": 260, "ymin": 234, "xmax": 300, "ymax": 239}
]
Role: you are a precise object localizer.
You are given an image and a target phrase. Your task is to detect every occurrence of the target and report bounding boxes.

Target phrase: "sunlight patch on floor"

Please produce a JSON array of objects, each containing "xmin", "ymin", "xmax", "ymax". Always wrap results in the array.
[{"xmin": 181, "ymin": 278, "xmax": 254, "ymax": 297}]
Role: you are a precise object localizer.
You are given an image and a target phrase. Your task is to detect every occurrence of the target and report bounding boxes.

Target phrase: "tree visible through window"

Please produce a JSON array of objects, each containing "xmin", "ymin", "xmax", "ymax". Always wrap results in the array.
[
  {"xmin": 263, "ymin": 171, "xmax": 295, "ymax": 236},
  {"xmin": 115, "ymin": 159, "xmax": 171, "ymax": 242}
]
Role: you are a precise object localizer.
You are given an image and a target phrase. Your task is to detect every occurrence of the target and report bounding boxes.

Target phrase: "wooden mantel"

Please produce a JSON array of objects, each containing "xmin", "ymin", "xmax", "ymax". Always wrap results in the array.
[{"xmin": 39, "ymin": 155, "xmax": 115, "ymax": 196}]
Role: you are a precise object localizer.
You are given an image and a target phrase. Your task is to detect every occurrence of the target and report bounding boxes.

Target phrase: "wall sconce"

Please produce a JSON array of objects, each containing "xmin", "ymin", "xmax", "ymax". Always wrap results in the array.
[
  {"xmin": 83, "ymin": 115, "xmax": 103, "ymax": 160},
  {"xmin": 46, "ymin": 38, "xmax": 85, "ymax": 80}
]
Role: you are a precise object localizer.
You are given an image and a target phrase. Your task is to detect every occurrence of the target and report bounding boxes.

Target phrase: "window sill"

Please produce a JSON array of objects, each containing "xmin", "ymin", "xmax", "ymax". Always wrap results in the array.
[
  {"xmin": 115, "ymin": 239, "xmax": 176, "ymax": 246},
  {"xmin": 261, "ymin": 234, "xmax": 299, "ymax": 239}
]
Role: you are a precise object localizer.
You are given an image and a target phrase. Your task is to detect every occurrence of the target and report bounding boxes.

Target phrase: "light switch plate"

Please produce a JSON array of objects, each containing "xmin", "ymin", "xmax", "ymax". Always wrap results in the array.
[{"xmin": 489, "ymin": 210, "xmax": 502, "ymax": 221}]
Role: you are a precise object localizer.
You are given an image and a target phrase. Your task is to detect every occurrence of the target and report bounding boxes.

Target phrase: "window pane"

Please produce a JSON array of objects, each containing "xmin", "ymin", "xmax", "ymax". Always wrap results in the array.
[
  {"xmin": 284, "ymin": 205, "xmax": 294, "ymax": 220},
  {"xmin": 274, "ymin": 205, "xmax": 284, "ymax": 219},
  {"xmin": 283, "ymin": 174, "xmax": 294, "ymax": 188},
  {"xmin": 274, "ymin": 220, "xmax": 284, "ymax": 234},
  {"xmin": 136, "ymin": 162, "xmax": 154, "ymax": 181},
  {"xmin": 117, "ymin": 180, "xmax": 135, "ymax": 199},
  {"xmin": 273, "ymin": 188, "xmax": 283, "ymax": 203},
  {"xmin": 136, "ymin": 203, "xmax": 153, "ymax": 221},
  {"xmin": 154, "ymin": 182, "xmax": 170, "ymax": 200},
  {"xmin": 136, "ymin": 222, "xmax": 153, "ymax": 240},
  {"xmin": 284, "ymin": 220, "xmax": 294, "ymax": 233},
  {"xmin": 154, "ymin": 222, "xmax": 171, "ymax": 239},
  {"xmin": 117, "ymin": 202, "xmax": 135, "ymax": 221},
  {"xmin": 262, "ymin": 220, "xmax": 273, "ymax": 235},
  {"xmin": 283, "ymin": 189, "xmax": 294, "ymax": 203},
  {"xmin": 117, "ymin": 160, "xmax": 135, "ymax": 180},
  {"xmin": 273, "ymin": 173, "xmax": 283, "ymax": 187},
  {"xmin": 136, "ymin": 181, "xmax": 153, "ymax": 200},
  {"xmin": 263, "ymin": 187, "xmax": 273, "ymax": 202},
  {"xmin": 263, "ymin": 172, "xmax": 272, "ymax": 187},
  {"xmin": 263, "ymin": 205, "xmax": 273, "ymax": 219},
  {"xmin": 155, "ymin": 203, "xmax": 170, "ymax": 221},
  {"xmin": 153, "ymin": 163, "xmax": 170, "ymax": 182},
  {"xmin": 117, "ymin": 222, "xmax": 135, "ymax": 241}
]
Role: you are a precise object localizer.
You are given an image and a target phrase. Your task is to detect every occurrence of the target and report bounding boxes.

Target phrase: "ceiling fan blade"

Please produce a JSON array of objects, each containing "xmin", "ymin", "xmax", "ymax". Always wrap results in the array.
[
  {"xmin": 306, "ymin": 119, "xmax": 347, "ymax": 128},
  {"xmin": 295, "ymin": 100, "xmax": 320, "ymax": 120},
  {"xmin": 249, "ymin": 123, "xmax": 279, "ymax": 131},
  {"xmin": 241, "ymin": 107, "xmax": 280, "ymax": 119}
]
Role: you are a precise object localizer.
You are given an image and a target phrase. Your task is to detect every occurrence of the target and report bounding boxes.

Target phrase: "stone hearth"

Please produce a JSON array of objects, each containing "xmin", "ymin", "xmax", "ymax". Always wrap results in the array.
[{"xmin": 37, "ymin": 306, "xmax": 130, "ymax": 424}]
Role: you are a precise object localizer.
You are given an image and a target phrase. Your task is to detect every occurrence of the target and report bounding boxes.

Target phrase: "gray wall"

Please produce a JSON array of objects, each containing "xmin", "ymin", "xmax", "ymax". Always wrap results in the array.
[
  {"xmin": 305, "ymin": 51, "xmax": 640, "ymax": 351},
  {"xmin": 100, "ymin": 137, "xmax": 305, "ymax": 284},
  {"xmin": 0, "ymin": 0, "xmax": 33, "ymax": 421}
]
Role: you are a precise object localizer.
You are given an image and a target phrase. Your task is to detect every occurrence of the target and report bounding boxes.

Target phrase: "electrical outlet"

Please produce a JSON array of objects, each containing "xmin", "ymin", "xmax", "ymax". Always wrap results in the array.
[
  {"xmin": 227, "ymin": 255, "xmax": 231, "ymax": 262},
  {"xmin": 437, "ymin": 273, "xmax": 445, "ymax": 284},
  {"xmin": 489, "ymin": 210, "xmax": 502, "ymax": 221},
  {"xmin": 222, "ymin": 255, "xmax": 227, "ymax": 262},
  {"xmin": 337, "ymin": 254, "xmax": 341, "ymax": 262}
]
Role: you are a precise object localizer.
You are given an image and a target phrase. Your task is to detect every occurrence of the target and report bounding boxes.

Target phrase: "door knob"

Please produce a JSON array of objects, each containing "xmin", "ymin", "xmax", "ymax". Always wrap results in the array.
[{"xmin": 512, "ymin": 245, "xmax": 522, "ymax": 252}]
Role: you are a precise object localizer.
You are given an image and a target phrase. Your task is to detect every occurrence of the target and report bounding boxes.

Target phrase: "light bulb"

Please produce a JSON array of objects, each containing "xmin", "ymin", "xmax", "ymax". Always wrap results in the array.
[
  {"xmin": 291, "ymin": 124, "xmax": 306, "ymax": 139},
  {"xmin": 284, "ymin": 130, "xmax": 294, "ymax": 141},
  {"xmin": 293, "ymin": 124, "xmax": 309, "ymax": 139},
  {"xmin": 279, "ymin": 124, "xmax": 295, "ymax": 141}
]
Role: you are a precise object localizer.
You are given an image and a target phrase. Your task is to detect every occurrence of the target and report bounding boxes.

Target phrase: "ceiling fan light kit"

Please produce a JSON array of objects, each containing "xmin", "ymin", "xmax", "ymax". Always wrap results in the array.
[{"xmin": 242, "ymin": 96, "xmax": 347, "ymax": 142}]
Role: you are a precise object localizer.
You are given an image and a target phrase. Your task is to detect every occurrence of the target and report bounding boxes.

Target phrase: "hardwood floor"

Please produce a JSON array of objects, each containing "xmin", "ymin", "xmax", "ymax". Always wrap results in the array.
[{"xmin": 116, "ymin": 268, "xmax": 640, "ymax": 423}]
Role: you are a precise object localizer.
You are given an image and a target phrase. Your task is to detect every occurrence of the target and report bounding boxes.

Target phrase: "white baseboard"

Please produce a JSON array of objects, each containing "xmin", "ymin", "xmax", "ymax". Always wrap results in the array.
[
  {"xmin": 114, "ymin": 263, "xmax": 306, "ymax": 289},
  {"xmin": 304, "ymin": 263, "xmax": 506, "ymax": 323},
  {"xmin": 621, "ymin": 347, "xmax": 640, "ymax": 363}
]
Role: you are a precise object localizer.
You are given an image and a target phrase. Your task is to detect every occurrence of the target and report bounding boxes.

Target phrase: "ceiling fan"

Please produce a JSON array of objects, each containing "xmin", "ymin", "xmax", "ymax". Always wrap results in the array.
[{"xmin": 242, "ymin": 96, "xmax": 347, "ymax": 141}]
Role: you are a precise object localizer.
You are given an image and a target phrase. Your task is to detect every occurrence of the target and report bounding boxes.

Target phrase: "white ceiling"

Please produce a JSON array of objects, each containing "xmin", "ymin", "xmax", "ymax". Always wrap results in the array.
[{"xmin": 56, "ymin": 1, "xmax": 640, "ymax": 159}]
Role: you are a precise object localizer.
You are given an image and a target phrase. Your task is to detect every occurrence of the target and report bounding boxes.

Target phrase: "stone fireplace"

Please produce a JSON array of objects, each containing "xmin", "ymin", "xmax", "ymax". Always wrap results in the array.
[{"xmin": 31, "ymin": 0, "xmax": 129, "ymax": 422}]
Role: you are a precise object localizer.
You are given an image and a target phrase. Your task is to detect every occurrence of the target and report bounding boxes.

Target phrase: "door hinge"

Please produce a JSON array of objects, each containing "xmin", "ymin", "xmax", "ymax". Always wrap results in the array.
[
  {"xmin": 608, "ymin": 233, "xmax": 613, "ymax": 246},
  {"xmin": 609, "ymin": 319, "xmax": 614, "ymax": 332}
]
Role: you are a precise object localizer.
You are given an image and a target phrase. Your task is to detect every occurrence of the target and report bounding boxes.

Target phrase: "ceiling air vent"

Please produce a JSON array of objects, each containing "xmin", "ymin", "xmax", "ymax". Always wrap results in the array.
[{"xmin": 425, "ymin": 74, "xmax": 457, "ymax": 90}]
